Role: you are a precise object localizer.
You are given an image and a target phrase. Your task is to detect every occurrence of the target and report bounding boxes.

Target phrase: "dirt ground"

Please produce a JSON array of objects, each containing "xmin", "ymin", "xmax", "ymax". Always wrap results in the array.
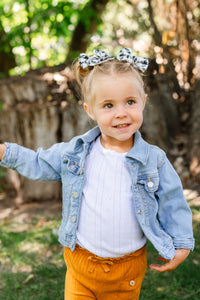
[{"xmin": 0, "ymin": 193, "xmax": 62, "ymax": 225}]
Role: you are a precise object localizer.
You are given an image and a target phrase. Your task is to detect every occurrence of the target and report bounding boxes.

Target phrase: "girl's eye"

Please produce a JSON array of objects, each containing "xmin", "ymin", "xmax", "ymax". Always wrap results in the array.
[
  {"xmin": 127, "ymin": 99, "xmax": 135, "ymax": 105},
  {"xmin": 104, "ymin": 103, "xmax": 113, "ymax": 109}
]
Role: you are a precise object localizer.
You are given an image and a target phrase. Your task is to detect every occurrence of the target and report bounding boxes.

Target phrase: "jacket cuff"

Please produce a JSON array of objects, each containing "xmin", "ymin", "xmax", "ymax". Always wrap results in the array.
[
  {"xmin": 0, "ymin": 143, "xmax": 19, "ymax": 169},
  {"xmin": 173, "ymin": 238, "xmax": 195, "ymax": 251}
]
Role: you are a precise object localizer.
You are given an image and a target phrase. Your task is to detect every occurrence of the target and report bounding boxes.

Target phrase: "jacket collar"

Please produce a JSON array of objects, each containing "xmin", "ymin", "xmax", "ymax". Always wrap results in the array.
[
  {"xmin": 77, "ymin": 126, "xmax": 101, "ymax": 144},
  {"xmin": 73, "ymin": 126, "xmax": 149, "ymax": 165},
  {"xmin": 126, "ymin": 131, "xmax": 149, "ymax": 165},
  {"xmin": 71, "ymin": 126, "xmax": 101, "ymax": 153}
]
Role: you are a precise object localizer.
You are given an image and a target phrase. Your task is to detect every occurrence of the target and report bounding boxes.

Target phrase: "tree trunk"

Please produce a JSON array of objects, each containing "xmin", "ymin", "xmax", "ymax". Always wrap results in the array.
[
  {"xmin": 190, "ymin": 79, "xmax": 200, "ymax": 182},
  {"xmin": 147, "ymin": 0, "xmax": 182, "ymax": 97},
  {"xmin": 66, "ymin": 0, "xmax": 110, "ymax": 62},
  {"xmin": 142, "ymin": 73, "xmax": 180, "ymax": 152},
  {"xmin": 0, "ymin": 21, "xmax": 16, "ymax": 76}
]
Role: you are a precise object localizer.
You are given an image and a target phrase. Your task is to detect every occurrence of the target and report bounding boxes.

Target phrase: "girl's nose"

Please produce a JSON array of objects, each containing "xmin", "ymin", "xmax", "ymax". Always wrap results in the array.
[{"xmin": 114, "ymin": 106, "xmax": 127, "ymax": 118}]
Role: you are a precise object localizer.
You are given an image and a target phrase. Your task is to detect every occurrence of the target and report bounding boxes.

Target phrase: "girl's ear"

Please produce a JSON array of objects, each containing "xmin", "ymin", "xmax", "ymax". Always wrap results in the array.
[{"xmin": 83, "ymin": 103, "xmax": 96, "ymax": 120}]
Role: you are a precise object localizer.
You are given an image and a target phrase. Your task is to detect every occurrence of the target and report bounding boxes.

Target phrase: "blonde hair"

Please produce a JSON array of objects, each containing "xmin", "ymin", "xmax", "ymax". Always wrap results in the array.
[{"xmin": 74, "ymin": 58, "xmax": 146, "ymax": 111}]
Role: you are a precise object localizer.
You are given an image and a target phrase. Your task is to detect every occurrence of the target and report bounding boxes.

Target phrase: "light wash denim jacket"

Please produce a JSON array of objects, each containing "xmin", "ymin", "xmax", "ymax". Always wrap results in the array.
[{"xmin": 0, "ymin": 126, "xmax": 194, "ymax": 260}]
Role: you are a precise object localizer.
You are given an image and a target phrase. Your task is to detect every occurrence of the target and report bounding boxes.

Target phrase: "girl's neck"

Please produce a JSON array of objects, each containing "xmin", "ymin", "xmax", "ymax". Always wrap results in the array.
[{"xmin": 100, "ymin": 135, "xmax": 134, "ymax": 153}]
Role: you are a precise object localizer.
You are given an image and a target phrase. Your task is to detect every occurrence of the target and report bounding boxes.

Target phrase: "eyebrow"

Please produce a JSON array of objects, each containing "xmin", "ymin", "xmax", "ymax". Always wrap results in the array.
[{"xmin": 99, "ymin": 96, "xmax": 137, "ymax": 103}]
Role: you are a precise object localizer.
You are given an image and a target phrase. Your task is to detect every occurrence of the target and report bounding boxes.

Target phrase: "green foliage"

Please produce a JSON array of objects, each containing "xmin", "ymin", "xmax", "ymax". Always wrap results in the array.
[
  {"xmin": 0, "ymin": 0, "xmax": 199, "ymax": 88},
  {"xmin": 0, "ymin": 0, "xmax": 89, "ymax": 74},
  {"xmin": 0, "ymin": 0, "xmax": 154, "ymax": 76}
]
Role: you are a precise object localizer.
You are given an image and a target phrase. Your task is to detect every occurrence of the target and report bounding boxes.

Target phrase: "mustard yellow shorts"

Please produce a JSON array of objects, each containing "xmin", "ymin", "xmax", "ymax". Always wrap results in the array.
[{"xmin": 64, "ymin": 244, "xmax": 147, "ymax": 300}]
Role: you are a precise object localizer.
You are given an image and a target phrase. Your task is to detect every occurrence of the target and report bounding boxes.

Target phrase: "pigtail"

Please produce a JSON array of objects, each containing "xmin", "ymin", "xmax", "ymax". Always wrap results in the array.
[
  {"xmin": 72, "ymin": 59, "xmax": 95, "ymax": 105},
  {"xmin": 73, "ymin": 60, "xmax": 92, "ymax": 86}
]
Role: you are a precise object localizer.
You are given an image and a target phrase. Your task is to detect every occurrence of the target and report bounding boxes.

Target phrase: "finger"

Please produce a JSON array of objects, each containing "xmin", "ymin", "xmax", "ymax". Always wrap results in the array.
[
  {"xmin": 149, "ymin": 257, "xmax": 179, "ymax": 272},
  {"xmin": 156, "ymin": 257, "xmax": 169, "ymax": 263},
  {"xmin": 149, "ymin": 249, "xmax": 191, "ymax": 273},
  {"xmin": 149, "ymin": 262, "xmax": 175, "ymax": 272},
  {"xmin": 149, "ymin": 263, "xmax": 166, "ymax": 272}
]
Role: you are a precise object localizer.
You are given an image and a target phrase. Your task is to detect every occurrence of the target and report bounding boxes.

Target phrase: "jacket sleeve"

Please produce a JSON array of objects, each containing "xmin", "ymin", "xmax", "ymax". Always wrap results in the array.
[
  {"xmin": 0, "ymin": 142, "xmax": 65, "ymax": 182},
  {"xmin": 156, "ymin": 155, "xmax": 195, "ymax": 251}
]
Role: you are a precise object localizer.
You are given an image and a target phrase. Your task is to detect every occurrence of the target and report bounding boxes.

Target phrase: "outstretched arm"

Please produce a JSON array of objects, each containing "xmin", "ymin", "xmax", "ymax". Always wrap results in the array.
[
  {"xmin": 0, "ymin": 142, "xmax": 64, "ymax": 181},
  {"xmin": 0, "ymin": 144, "xmax": 6, "ymax": 160},
  {"xmin": 150, "ymin": 249, "xmax": 190, "ymax": 272}
]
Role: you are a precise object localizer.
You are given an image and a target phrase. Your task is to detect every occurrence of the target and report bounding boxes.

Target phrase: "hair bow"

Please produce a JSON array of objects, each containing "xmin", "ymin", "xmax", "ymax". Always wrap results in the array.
[
  {"xmin": 78, "ymin": 48, "xmax": 149, "ymax": 72},
  {"xmin": 79, "ymin": 49, "xmax": 114, "ymax": 69},
  {"xmin": 117, "ymin": 48, "xmax": 149, "ymax": 72}
]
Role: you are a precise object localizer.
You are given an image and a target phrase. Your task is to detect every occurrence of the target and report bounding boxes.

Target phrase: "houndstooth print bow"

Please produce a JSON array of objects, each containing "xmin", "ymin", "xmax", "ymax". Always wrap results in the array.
[
  {"xmin": 117, "ymin": 48, "xmax": 149, "ymax": 72},
  {"xmin": 79, "ymin": 48, "xmax": 148, "ymax": 72},
  {"xmin": 79, "ymin": 49, "xmax": 114, "ymax": 69}
]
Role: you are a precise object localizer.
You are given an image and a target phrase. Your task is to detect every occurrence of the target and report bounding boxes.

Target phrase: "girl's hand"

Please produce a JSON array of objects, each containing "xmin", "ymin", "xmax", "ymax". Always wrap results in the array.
[
  {"xmin": 0, "ymin": 144, "xmax": 6, "ymax": 160},
  {"xmin": 149, "ymin": 249, "xmax": 190, "ymax": 272}
]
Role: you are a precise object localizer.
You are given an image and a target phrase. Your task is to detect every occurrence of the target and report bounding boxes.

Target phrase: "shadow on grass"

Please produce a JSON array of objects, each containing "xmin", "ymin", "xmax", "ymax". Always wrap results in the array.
[{"xmin": 0, "ymin": 217, "xmax": 66, "ymax": 300}]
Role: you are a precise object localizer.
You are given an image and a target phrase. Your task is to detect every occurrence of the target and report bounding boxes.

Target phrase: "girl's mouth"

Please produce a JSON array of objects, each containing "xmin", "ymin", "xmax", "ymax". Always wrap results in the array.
[{"xmin": 114, "ymin": 123, "xmax": 130, "ymax": 128}]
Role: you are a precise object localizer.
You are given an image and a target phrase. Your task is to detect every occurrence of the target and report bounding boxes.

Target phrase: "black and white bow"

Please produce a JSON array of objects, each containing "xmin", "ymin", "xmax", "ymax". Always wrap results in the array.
[
  {"xmin": 117, "ymin": 48, "xmax": 149, "ymax": 73},
  {"xmin": 79, "ymin": 48, "xmax": 149, "ymax": 72},
  {"xmin": 79, "ymin": 49, "xmax": 114, "ymax": 69}
]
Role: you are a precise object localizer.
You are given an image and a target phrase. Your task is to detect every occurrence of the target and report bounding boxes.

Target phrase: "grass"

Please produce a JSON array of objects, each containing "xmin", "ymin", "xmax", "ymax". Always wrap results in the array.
[
  {"xmin": 0, "ymin": 216, "xmax": 66, "ymax": 300},
  {"xmin": 0, "ymin": 200, "xmax": 199, "ymax": 300},
  {"xmin": 0, "ymin": 167, "xmax": 6, "ymax": 192},
  {"xmin": 141, "ymin": 201, "xmax": 200, "ymax": 300}
]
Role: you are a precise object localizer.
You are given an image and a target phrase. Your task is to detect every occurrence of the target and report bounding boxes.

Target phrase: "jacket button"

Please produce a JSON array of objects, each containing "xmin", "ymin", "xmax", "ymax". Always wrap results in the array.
[
  {"xmin": 70, "ymin": 216, "xmax": 76, "ymax": 223},
  {"xmin": 138, "ymin": 210, "xmax": 142, "ymax": 214},
  {"xmin": 147, "ymin": 181, "xmax": 154, "ymax": 188},
  {"xmin": 129, "ymin": 280, "xmax": 135, "ymax": 286},
  {"xmin": 72, "ymin": 192, "xmax": 78, "ymax": 198}
]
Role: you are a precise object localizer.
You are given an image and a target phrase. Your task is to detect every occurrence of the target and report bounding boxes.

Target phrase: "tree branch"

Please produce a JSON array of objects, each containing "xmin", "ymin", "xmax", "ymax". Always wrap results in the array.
[
  {"xmin": 147, "ymin": 0, "xmax": 162, "ymax": 45},
  {"xmin": 147, "ymin": 0, "xmax": 182, "ymax": 96},
  {"xmin": 66, "ymin": 0, "xmax": 110, "ymax": 62}
]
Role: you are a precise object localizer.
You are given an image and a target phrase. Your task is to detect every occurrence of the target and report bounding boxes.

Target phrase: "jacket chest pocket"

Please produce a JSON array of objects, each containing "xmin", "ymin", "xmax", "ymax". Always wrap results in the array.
[
  {"xmin": 137, "ymin": 173, "xmax": 159, "ymax": 204},
  {"xmin": 62, "ymin": 154, "xmax": 84, "ymax": 176},
  {"xmin": 137, "ymin": 174, "xmax": 159, "ymax": 192},
  {"xmin": 61, "ymin": 156, "xmax": 84, "ymax": 206}
]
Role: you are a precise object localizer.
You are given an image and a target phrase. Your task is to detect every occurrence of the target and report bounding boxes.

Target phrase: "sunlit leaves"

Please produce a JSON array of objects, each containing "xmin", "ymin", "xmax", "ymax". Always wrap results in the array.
[
  {"xmin": 99, "ymin": 0, "xmax": 150, "ymax": 56},
  {"xmin": 0, "ymin": 0, "xmax": 199, "ymax": 84},
  {"xmin": 0, "ymin": 0, "xmax": 89, "ymax": 74}
]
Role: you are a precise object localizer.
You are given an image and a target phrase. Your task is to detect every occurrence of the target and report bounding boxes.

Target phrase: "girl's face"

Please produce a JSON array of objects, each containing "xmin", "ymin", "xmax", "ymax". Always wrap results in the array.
[{"xmin": 84, "ymin": 73, "xmax": 146, "ymax": 153}]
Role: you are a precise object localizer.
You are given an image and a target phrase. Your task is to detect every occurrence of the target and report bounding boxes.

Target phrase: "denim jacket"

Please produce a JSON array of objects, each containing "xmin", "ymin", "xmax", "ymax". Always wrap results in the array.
[{"xmin": 0, "ymin": 126, "xmax": 194, "ymax": 260}]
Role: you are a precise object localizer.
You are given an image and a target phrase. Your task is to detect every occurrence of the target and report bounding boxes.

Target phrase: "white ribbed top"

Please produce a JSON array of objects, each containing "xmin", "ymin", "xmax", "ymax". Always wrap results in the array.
[{"xmin": 76, "ymin": 137, "xmax": 146, "ymax": 258}]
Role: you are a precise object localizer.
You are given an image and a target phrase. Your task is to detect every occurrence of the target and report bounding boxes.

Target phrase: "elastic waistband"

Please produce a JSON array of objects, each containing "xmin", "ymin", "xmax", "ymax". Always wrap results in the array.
[{"xmin": 74, "ymin": 244, "xmax": 146, "ymax": 264}]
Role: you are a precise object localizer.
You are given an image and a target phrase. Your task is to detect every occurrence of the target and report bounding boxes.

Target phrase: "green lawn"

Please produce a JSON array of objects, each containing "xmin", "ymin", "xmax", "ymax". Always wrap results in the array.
[
  {"xmin": 141, "ymin": 202, "xmax": 200, "ymax": 300},
  {"xmin": 0, "ymin": 200, "xmax": 199, "ymax": 300},
  {"xmin": 0, "ymin": 216, "xmax": 65, "ymax": 300}
]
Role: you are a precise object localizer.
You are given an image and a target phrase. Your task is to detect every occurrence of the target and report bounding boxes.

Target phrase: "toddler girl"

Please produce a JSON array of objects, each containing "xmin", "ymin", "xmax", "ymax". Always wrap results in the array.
[{"xmin": 0, "ymin": 48, "xmax": 194, "ymax": 300}]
